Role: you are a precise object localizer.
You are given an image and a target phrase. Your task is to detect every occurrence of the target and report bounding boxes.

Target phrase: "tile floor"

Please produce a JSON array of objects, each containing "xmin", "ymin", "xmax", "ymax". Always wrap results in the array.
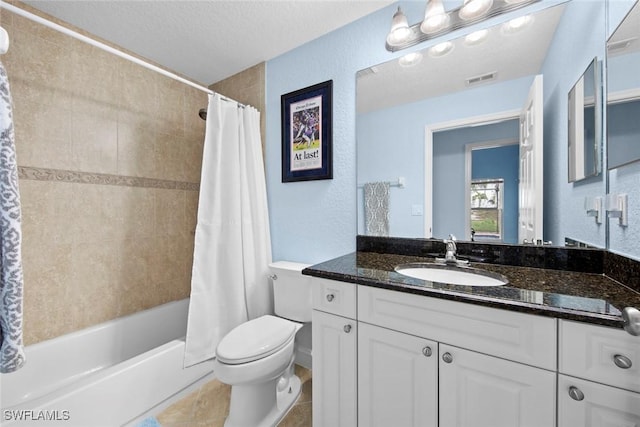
[{"xmin": 156, "ymin": 365, "xmax": 312, "ymax": 427}]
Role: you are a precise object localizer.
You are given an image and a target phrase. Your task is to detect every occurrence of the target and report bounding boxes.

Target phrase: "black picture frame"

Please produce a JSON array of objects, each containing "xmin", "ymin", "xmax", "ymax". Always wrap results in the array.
[{"xmin": 281, "ymin": 80, "xmax": 333, "ymax": 182}]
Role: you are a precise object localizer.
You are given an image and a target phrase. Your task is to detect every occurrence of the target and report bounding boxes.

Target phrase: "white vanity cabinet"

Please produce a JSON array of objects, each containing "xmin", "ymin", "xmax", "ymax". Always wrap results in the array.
[
  {"xmin": 358, "ymin": 322, "xmax": 438, "ymax": 427},
  {"xmin": 558, "ymin": 320, "xmax": 640, "ymax": 426},
  {"xmin": 310, "ymin": 276, "xmax": 639, "ymax": 427},
  {"xmin": 439, "ymin": 344, "xmax": 556, "ymax": 427},
  {"xmin": 358, "ymin": 286, "xmax": 557, "ymax": 427},
  {"xmin": 311, "ymin": 278, "xmax": 357, "ymax": 427}
]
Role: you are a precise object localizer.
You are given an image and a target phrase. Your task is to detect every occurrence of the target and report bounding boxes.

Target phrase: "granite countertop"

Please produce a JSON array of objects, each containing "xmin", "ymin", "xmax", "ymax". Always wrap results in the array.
[{"xmin": 303, "ymin": 251, "xmax": 640, "ymax": 329}]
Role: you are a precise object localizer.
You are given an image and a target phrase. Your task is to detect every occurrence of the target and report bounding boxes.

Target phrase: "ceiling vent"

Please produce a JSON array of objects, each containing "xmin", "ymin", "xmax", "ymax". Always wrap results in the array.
[
  {"xmin": 466, "ymin": 71, "xmax": 497, "ymax": 86},
  {"xmin": 607, "ymin": 37, "xmax": 637, "ymax": 52}
]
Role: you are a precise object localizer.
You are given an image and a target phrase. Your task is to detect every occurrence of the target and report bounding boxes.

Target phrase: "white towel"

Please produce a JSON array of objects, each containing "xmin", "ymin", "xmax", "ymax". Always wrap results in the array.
[
  {"xmin": 0, "ymin": 60, "xmax": 25, "ymax": 373},
  {"xmin": 364, "ymin": 182, "xmax": 390, "ymax": 237}
]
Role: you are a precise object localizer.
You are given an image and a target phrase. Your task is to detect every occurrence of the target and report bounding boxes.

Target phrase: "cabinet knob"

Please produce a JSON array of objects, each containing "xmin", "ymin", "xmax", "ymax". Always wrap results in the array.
[
  {"xmin": 343, "ymin": 324, "xmax": 352, "ymax": 333},
  {"xmin": 442, "ymin": 352, "xmax": 453, "ymax": 363},
  {"xmin": 326, "ymin": 294, "xmax": 335, "ymax": 302},
  {"xmin": 568, "ymin": 386, "xmax": 585, "ymax": 401},
  {"xmin": 613, "ymin": 354, "xmax": 633, "ymax": 369},
  {"xmin": 422, "ymin": 346, "xmax": 432, "ymax": 357}
]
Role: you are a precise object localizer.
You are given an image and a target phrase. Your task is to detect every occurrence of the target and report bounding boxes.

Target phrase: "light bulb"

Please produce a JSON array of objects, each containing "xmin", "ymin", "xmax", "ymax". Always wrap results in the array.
[
  {"xmin": 429, "ymin": 41, "xmax": 454, "ymax": 57},
  {"xmin": 465, "ymin": 29, "xmax": 489, "ymax": 45},
  {"xmin": 459, "ymin": 0, "xmax": 494, "ymax": 21},
  {"xmin": 502, "ymin": 15, "xmax": 533, "ymax": 34},
  {"xmin": 420, "ymin": 0, "xmax": 450, "ymax": 34},
  {"xmin": 399, "ymin": 52, "xmax": 423, "ymax": 67},
  {"xmin": 386, "ymin": 7, "xmax": 411, "ymax": 46}
]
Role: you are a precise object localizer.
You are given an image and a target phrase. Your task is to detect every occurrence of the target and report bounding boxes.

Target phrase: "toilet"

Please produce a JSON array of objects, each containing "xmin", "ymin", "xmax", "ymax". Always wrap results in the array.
[{"xmin": 213, "ymin": 261, "xmax": 312, "ymax": 427}]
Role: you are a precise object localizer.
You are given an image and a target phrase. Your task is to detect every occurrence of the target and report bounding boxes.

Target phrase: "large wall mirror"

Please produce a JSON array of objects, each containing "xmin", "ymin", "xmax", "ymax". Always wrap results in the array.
[
  {"xmin": 606, "ymin": 0, "xmax": 640, "ymax": 260},
  {"xmin": 607, "ymin": 1, "xmax": 640, "ymax": 171},
  {"xmin": 357, "ymin": 0, "xmax": 607, "ymax": 248}
]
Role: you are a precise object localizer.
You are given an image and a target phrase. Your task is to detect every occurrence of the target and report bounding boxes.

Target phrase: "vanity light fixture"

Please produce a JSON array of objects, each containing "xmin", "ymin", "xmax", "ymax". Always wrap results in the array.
[{"xmin": 385, "ymin": 0, "xmax": 540, "ymax": 52}]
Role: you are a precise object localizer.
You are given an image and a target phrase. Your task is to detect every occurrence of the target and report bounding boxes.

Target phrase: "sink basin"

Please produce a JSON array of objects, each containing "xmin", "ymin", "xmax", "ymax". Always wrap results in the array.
[{"xmin": 394, "ymin": 263, "xmax": 509, "ymax": 287}]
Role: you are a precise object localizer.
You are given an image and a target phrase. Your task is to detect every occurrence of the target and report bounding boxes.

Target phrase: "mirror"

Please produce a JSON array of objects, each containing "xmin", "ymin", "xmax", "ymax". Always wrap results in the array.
[
  {"xmin": 607, "ymin": 1, "xmax": 640, "ymax": 171},
  {"xmin": 357, "ymin": 0, "xmax": 607, "ymax": 247},
  {"xmin": 568, "ymin": 57, "xmax": 602, "ymax": 182}
]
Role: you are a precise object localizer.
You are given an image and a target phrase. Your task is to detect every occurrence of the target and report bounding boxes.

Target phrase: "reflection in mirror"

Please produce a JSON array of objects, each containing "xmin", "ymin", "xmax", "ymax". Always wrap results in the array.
[
  {"xmin": 434, "ymin": 120, "xmax": 520, "ymax": 244},
  {"xmin": 357, "ymin": 0, "xmax": 607, "ymax": 248},
  {"xmin": 607, "ymin": 1, "xmax": 640, "ymax": 170},
  {"xmin": 568, "ymin": 58, "xmax": 601, "ymax": 182}
]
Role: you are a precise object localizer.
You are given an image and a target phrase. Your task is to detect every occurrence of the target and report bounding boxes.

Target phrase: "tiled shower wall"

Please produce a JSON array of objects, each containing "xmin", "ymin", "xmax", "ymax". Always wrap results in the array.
[
  {"xmin": 3, "ymin": 2, "xmax": 208, "ymax": 345},
  {"xmin": 210, "ymin": 62, "xmax": 266, "ymax": 143}
]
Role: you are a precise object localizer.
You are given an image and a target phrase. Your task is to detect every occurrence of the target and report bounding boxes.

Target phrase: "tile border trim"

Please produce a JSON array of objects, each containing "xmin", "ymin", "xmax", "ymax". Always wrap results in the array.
[{"xmin": 18, "ymin": 166, "xmax": 199, "ymax": 191}]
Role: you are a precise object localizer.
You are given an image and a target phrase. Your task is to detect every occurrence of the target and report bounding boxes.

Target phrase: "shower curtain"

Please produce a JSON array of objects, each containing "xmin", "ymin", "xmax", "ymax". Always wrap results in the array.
[
  {"xmin": 0, "ymin": 60, "xmax": 25, "ymax": 373},
  {"xmin": 184, "ymin": 94, "xmax": 272, "ymax": 368}
]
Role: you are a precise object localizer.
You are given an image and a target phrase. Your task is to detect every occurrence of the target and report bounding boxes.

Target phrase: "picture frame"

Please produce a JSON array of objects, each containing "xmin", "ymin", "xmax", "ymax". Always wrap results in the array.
[{"xmin": 281, "ymin": 80, "xmax": 333, "ymax": 182}]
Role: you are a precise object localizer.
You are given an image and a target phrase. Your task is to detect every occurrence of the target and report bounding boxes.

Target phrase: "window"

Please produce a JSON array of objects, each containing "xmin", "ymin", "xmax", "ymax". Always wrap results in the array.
[{"xmin": 470, "ymin": 179, "xmax": 504, "ymax": 241}]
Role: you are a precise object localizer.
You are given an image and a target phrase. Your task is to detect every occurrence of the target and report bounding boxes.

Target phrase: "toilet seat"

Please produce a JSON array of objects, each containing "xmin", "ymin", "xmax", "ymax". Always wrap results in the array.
[{"xmin": 216, "ymin": 315, "xmax": 297, "ymax": 365}]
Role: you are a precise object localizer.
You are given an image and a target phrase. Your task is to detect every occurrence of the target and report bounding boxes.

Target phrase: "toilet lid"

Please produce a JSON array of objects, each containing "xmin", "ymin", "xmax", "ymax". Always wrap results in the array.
[{"xmin": 216, "ymin": 315, "xmax": 297, "ymax": 365}]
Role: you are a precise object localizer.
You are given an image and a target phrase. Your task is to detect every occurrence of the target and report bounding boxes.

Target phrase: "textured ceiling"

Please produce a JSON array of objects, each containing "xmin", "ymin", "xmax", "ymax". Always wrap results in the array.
[{"xmin": 21, "ymin": 0, "xmax": 394, "ymax": 85}]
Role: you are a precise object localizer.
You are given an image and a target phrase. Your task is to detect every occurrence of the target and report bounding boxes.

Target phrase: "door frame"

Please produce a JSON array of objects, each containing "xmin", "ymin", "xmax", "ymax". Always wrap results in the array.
[
  {"xmin": 465, "ymin": 138, "xmax": 519, "ymax": 242},
  {"xmin": 425, "ymin": 109, "xmax": 520, "ymax": 239}
]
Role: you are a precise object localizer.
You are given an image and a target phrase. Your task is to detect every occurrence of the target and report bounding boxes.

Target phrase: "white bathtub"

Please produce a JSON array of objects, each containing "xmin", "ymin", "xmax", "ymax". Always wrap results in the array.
[{"xmin": 0, "ymin": 299, "xmax": 215, "ymax": 427}]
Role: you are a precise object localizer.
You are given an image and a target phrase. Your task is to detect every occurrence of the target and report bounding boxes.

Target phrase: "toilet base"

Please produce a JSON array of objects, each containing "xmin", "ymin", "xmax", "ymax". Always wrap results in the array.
[{"xmin": 223, "ymin": 374, "xmax": 302, "ymax": 427}]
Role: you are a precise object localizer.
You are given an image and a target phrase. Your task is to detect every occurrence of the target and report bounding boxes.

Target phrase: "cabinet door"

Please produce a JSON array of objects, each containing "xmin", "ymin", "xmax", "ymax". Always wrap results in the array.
[
  {"xmin": 558, "ymin": 375, "xmax": 640, "ymax": 426},
  {"xmin": 439, "ymin": 344, "xmax": 556, "ymax": 427},
  {"xmin": 358, "ymin": 322, "xmax": 437, "ymax": 427},
  {"xmin": 312, "ymin": 310, "xmax": 357, "ymax": 427}
]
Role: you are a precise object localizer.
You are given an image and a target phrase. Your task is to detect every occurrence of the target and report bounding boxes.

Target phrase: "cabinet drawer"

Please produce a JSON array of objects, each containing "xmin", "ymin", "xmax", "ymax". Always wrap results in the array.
[
  {"xmin": 358, "ymin": 286, "xmax": 557, "ymax": 370},
  {"xmin": 311, "ymin": 277, "xmax": 356, "ymax": 319},
  {"xmin": 558, "ymin": 374, "xmax": 640, "ymax": 425},
  {"xmin": 559, "ymin": 320, "xmax": 640, "ymax": 393}
]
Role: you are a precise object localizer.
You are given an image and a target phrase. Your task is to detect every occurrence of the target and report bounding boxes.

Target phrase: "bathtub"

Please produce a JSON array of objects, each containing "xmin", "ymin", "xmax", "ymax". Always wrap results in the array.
[{"xmin": 0, "ymin": 299, "xmax": 215, "ymax": 427}]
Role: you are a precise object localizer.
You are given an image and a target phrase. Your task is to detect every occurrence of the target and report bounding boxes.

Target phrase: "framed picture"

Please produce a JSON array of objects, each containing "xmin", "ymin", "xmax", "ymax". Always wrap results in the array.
[{"xmin": 281, "ymin": 80, "xmax": 333, "ymax": 182}]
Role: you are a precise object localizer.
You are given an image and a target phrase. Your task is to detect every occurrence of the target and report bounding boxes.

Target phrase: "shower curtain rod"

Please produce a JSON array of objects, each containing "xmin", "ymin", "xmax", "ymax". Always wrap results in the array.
[{"xmin": 0, "ymin": 1, "xmax": 246, "ymax": 108}]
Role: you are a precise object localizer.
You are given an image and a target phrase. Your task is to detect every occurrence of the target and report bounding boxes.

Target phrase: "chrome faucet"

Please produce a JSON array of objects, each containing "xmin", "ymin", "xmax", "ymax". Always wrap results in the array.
[
  {"xmin": 444, "ymin": 234, "xmax": 457, "ymax": 263},
  {"xmin": 436, "ymin": 234, "xmax": 469, "ymax": 266}
]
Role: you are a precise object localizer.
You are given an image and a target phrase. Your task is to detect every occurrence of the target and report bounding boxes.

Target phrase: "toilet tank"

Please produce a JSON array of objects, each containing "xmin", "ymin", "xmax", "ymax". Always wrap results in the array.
[{"xmin": 270, "ymin": 261, "xmax": 312, "ymax": 322}]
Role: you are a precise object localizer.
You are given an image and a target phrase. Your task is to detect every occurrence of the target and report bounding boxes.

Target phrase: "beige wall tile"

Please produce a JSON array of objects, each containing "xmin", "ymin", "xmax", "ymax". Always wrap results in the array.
[
  {"xmin": 210, "ymin": 62, "xmax": 266, "ymax": 144},
  {"xmin": 117, "ymin": 121, "xmax": 158, "ymax": 178},
  {"xmin": 71, "ymin": 112, "xmax": 119, "ymax": 174},
  {"xmin": 6, "ymin": 4, "xmax": 205, "ymax": 344}
]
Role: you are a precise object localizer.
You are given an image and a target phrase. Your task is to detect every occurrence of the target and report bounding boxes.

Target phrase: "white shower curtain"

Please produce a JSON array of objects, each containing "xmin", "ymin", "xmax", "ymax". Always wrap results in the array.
[{"xmin": 184, "ymin": 94, "xmax": 272, "ymax": 368}]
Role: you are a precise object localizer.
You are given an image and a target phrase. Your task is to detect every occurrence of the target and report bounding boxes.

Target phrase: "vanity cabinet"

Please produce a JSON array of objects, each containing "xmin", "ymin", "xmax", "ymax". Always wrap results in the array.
[
  {"xmin": 439, "ymin": 344, "xmax": 556, "ymax": 427},
  {"xmin": 558, "ymin": 320, "xmax": 640, "ymax": 426},
  {"xmin": 311, "ymin": 278, "xmax": 357, "ymax": 427},
  {"xmin": 358, "ymin": 286, "xmax": 557, "ymax": 427},
  {"xmin": 358, "ymin": 322, "xmax": 438, "ymax": 427},
  {"xmin": 311, "ymin": 277, "xmax": 640, "ymax": 427}
]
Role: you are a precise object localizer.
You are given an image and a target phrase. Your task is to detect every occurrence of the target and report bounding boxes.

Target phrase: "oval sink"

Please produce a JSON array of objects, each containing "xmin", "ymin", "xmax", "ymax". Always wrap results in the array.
[{"xmin": 394, "ymin": 263, "xmax": 509, "ymax": 287}]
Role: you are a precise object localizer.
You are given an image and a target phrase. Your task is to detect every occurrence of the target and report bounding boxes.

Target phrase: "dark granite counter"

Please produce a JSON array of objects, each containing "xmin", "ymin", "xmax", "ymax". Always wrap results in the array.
[{"xmin": 303, "ymin": 251, "xmax": 640, "ymax": 329}]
